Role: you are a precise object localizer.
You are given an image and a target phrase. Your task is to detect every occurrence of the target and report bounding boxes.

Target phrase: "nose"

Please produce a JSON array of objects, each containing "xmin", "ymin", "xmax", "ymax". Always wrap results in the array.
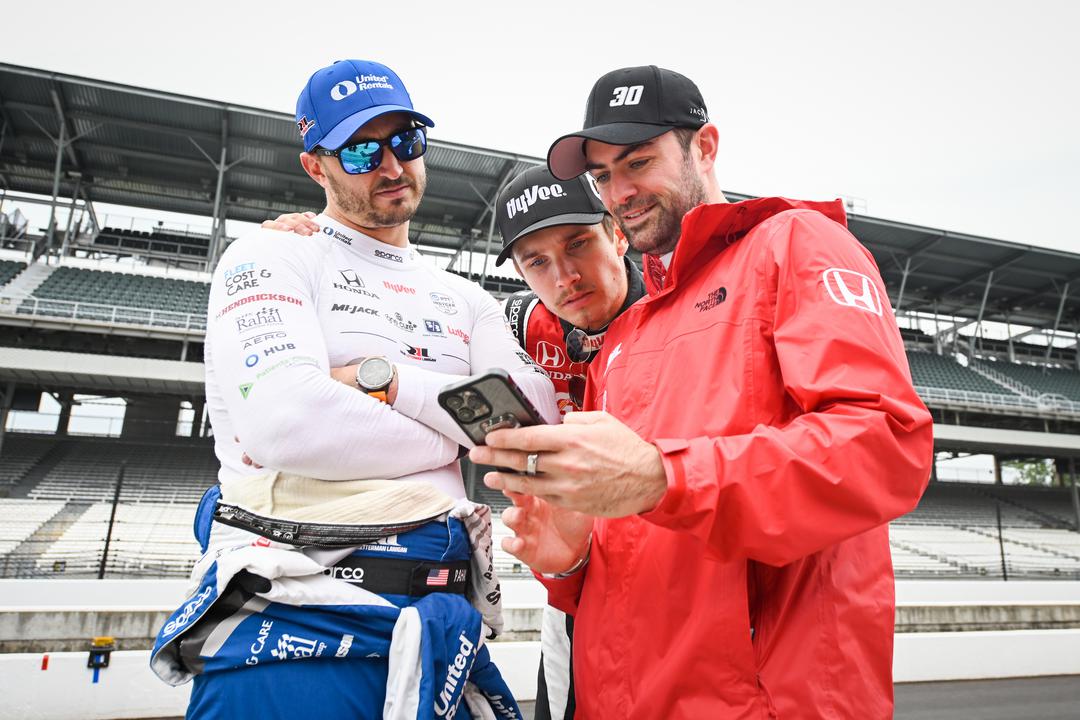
[
  {"xmin": 376, "ymin": 146, "xmax": 404, "ymax": 180},
  {"xmin": 553, "ymin": 255, "xmax": 582, "ymax": 289},
  {"xmin": 604, "ymin": 171, "xmax": 636, "ymax": 211}
]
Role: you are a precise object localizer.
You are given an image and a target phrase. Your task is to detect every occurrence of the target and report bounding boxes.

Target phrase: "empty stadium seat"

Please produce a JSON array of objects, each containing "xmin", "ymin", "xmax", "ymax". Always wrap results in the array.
[
  {"xmin": 0, "ymin": 260, "xmax": 27, "ymax": 289},
  {"xmin": 906, "ymin": 351, "xmax": 1016, "ymax": 395},
  {"xmin": 20, "ymin": 266, "xmax": 209, "ymax": 320},
  {"xmin": 977, "ymin": 361, "xmax": 1080, "ymax": 403}
]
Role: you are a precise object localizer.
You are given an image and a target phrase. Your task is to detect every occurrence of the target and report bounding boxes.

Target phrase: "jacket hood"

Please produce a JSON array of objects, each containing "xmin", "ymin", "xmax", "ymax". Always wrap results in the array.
[{"xmin": 646, "ymin": 197, "xmax": 848, "ymax": 295}]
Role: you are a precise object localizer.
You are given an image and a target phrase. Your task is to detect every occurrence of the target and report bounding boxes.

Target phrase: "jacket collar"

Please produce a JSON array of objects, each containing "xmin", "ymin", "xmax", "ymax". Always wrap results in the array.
[
  {"xmin": 644, "ymin": 197, "xmax": 847, "ymax": 295},
  {"xmin": 558, "ymin": 255, "xmax": 646, "ymax": 364}
]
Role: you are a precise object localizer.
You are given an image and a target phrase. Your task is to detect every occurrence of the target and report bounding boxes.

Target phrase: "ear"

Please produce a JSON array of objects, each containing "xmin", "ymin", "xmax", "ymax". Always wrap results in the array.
[
  {"xmin": 695, "ymin": 124, "xmax": 720, "ymax": 174},
  {"xmin": 612, "ymin": 224, "xmax": 629, "ymax": 257},
  {"xmin": 299, "ymin": 151, "xmax": 330, "ymax": 188}
]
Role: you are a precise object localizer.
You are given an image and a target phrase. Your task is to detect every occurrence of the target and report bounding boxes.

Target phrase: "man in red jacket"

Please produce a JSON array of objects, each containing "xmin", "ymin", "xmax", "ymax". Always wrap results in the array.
[{"xmin": 470, "ymin": 66, "xmax": 934, "ymax": 718}]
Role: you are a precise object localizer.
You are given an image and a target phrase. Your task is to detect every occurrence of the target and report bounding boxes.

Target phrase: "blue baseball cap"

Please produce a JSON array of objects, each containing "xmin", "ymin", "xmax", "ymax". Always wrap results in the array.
[{"xmin": 295, "ymin": 59, "xmax": 435, "ymax": 152}]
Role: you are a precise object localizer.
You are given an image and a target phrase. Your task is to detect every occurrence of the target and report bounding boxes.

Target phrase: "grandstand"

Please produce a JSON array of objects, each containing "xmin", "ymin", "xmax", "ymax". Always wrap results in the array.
[{"xmin": 0, "ymin": 60, "xmax": 1079, "ymax": 588}]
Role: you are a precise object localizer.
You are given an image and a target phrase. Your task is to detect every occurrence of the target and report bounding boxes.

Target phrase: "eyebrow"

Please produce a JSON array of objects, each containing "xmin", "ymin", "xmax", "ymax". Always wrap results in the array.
[{"xmin": 584, "ymin": 140, "xmax": 655, "ymax": 171}]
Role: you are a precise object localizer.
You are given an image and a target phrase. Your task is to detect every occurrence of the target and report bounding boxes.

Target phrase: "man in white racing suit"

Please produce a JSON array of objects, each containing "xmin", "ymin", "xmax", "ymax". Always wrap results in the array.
[{"xmin": 173, "ymin": 58, "xmax": 557, "ymax": 720}]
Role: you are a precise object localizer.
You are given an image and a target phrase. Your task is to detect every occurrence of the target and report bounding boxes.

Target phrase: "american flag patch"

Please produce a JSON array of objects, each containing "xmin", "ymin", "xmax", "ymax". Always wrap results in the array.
[{"xmin": 426, "ymin": 568, "xmax": 449, "ymax": 586}]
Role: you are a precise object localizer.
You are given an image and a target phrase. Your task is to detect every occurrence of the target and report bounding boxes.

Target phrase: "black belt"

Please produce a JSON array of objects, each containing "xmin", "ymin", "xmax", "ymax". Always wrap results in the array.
[
  {"xmin": 325, "ymin": 555, "xmax": 470, "ymax": 596},
  {"xmin": 212, "ymin": 501, "xmax": 445, "ymax": 548}
]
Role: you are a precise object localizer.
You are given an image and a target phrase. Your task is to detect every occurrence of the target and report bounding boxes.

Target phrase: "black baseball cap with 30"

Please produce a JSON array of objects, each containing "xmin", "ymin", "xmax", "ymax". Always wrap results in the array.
[{"xmin": 547, "ymin": 65, "xmax": 709, "ymax": 181}]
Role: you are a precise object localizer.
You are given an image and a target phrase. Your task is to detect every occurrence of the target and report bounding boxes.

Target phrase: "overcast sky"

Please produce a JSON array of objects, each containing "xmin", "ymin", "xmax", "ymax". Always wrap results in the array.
[{"xmin": 3, "ymin": 0, "xmax": 1078, "ymax": 252}]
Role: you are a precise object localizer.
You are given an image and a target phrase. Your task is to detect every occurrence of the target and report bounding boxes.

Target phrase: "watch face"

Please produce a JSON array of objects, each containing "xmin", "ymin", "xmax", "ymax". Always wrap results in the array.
[{"xmin": 358, "ymin": 357, "xmax": 393, "ymax": 390}]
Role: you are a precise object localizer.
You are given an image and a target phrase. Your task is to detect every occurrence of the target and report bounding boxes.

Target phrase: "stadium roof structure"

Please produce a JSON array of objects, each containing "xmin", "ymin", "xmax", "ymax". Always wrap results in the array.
[{"xmin": 0, "ymin": 62, "xmax": 1076, "ymax": 332}]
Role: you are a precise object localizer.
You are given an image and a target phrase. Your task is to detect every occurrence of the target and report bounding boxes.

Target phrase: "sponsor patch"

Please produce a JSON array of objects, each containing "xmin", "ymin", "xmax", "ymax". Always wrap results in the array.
[
  {"xmin": 822, "ymin": 268, "xmax": 883, "ymax": 316},
  {"xmin": 430, "ymin": 292, "xmax": 457, "ymax": 315},
  {"xmin": 694, "ymin": 286, "xmax": 727, "ymax": 312}
]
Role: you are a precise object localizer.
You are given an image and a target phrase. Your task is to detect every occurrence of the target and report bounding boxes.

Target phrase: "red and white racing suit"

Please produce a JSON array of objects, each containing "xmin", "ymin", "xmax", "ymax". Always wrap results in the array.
[{"xmin": 541, "ymin": 197, "xmax": 934, "ymax": 719}]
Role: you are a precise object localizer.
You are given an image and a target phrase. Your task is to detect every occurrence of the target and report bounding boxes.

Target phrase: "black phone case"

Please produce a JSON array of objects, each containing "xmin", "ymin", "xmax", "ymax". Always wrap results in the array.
[{"xmin": 437, "ymin": 368, "xmax": 547, "ymax": 445}]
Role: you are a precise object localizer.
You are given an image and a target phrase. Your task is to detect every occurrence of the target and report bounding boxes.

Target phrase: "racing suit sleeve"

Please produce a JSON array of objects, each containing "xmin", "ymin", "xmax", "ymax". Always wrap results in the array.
[
  {"xmin": 640, "ymin": 211, "xmax": 934, "ymax": 566},
  {"xmin": 209, "ymin": 234, "xmax": 459, "ymax": 479},
  {"xmin": 392, "ymin": 286, "xmax": 559, "ymax": 447}
]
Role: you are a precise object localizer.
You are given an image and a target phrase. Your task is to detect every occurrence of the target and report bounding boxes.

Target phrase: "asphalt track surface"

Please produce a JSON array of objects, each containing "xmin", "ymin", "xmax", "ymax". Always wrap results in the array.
[
  {"xmin": 152, "ymin": 676, "xmax": 1080, "ymax": 719},
  {"xmin": 894, "ymin": 676, "xmax": 1080, "ymax": 720},
  {"xmin": 516, "ymin": 677, "xmax": 1080, "ymax": 719}
]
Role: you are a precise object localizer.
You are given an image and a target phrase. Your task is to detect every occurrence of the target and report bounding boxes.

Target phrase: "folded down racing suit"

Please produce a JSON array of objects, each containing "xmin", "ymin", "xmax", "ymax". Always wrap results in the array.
[{"xmin": 152, "ymin": 487, "xmax": 521, "ymax": 720}]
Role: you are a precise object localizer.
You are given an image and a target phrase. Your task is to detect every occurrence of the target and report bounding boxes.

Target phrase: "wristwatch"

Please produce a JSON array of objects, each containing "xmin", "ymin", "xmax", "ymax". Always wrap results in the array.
[{"xmin": 355, "ymin": 356, "xmax": 395, "ymax": 403}]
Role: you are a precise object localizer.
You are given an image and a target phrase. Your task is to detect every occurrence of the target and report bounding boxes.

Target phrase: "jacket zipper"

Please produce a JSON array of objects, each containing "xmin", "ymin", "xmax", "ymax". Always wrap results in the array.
[{"xmin": 757, "ymin": 673, "xmax": 779, "ymax": 719}]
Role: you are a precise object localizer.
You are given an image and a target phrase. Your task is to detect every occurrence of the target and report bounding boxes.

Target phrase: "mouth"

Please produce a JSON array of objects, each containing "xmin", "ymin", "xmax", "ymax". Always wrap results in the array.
[
  {"xmin": 376, "ymin": 184, "xmax": 411, "ymax": 199},
  {"xmin": 560, "ymin": 290, "xmax": 593, "ymax": 310},
  {"xmin": 619, "ymin": 204, "xmax": 654, "ymax": 226}
]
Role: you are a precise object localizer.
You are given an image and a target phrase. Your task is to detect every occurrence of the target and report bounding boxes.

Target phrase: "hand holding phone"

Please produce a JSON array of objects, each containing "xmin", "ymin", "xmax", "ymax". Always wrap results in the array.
[{"xmin": 437, "ymin": 369, "xmax": 548, "ymax": 445}]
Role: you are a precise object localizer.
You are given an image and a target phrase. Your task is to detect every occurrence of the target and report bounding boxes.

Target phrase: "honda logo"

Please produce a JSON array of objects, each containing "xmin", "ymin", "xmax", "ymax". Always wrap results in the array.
[
  {"xmin": 822, "ymin": 268, "xmax": 883, "ymax": 316},
  {"xmin": 536, "ymin": 341, "xmax": 566, "ymax": 368},
  {"xmin": 339, "ymin": 269, "xmax": 364, "ymax": 288}
]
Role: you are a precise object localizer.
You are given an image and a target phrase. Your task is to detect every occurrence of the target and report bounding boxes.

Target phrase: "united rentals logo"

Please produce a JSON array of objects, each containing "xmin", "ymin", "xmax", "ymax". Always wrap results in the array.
[
  {"xmin": 505, "ymin": 182, "xmax": 566, "ymax": 219},
  {"xmin": 323, "ymin": 227, "xmax": 353, "ymax": 246},
  {"xmin": 822, "ymin": 268, "xmax": 884, "ymax": 316},
  {"xmin": 433, "ymin": 632, "xmax": 477, "ymax": 718},
  {"xmin": 330, "ymin": 74, "xmax": 393, "ymax": 101},
  {"xmin": 694, "ymin": 286, "xmax": 727, "ymax": 312}
]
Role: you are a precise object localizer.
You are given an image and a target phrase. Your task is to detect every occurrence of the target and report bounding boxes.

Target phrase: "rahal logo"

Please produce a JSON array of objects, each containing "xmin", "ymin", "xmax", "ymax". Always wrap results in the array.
[
  {"xmin": 296, "ymin": 116, "xmax": 315, "ymax": 137},
  {"xmin": 401, "ymin": 344, "xmax": 436, "ymax": 362},
  {"xmin": 236, "ymin": 307, "xmax": 283, "ymax": 333},
  {"xmin": 270, "ymin": 633, "xmax": 326, "ymax": 660},
  {"xmin": 822, "ymin": 268, "xmax": 883, "ymax": 316}
]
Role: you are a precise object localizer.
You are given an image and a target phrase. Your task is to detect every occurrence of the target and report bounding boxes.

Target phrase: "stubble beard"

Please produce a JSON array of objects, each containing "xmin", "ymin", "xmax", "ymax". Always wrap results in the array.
[
  {"xmin": 615, "ymin": 156, "xmax": 707, "ymax": 257},
  {"xmin": 326, "ymin": 169, "xmax": 427, "ymax": 229}
]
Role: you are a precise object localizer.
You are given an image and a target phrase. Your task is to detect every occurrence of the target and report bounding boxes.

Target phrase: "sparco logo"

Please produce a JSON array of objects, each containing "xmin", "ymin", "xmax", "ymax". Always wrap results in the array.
[
  {"xmin": 374, "ymin": 248, "xmax": 403, "ymax": 263},
  {"xmin": 505, "ymin": 183, "xmax": 566, "ymax": 219},
  {"xmin": 536, "ymin": 341, "xmax": 565, "ymax": 368},
  {"xmin": 434, "ymin": 632, "xmax": 477, "ymax": 717},
  {"xmin": 822, "ymin": 268, "xmax": 883, "ymax": 316},
  {"xmin": 323, "ymin": 566, "xmax": 366, "ymax": 582},
  {"xmin": 162, "ymin": 585, "xmax": 213, "ymax": 636},
  {"xmin": 330, "ymin": 74, "xmax": 393, "ymax": 101}
]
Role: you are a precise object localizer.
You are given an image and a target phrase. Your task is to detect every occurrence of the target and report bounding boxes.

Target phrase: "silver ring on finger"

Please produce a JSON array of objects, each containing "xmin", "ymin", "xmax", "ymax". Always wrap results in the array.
[{"xmin": 525, "ymin": 452, "xmax": 540, "ymax": 476}]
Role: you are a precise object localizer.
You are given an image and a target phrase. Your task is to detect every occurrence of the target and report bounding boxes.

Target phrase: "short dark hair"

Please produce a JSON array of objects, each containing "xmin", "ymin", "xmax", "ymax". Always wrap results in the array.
[
  {"xmin": 671, "ymin": 127, "xmax": 697, "ymax": 156},
  {"xmin": 600, "ymin": 215, "xmax": 615, "ymax": 237}
]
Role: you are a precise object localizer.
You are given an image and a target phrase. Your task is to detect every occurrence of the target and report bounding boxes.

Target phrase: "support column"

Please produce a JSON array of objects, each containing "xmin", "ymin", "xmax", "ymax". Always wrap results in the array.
[
  {"xmin": 895, "ymin": 256, "xmax": 912, "ymax": 317},
  {"xmin": 993, "ymin": 455, "xmax": 1002, "ymax": 485},
  {"xmin": 1045, "ymin": 282, "xmax": 1069, "ymax": 361},
  {"xmin": 56, "ymin": 392, "xmax": 74, "ymax": 437},
  {"xmin": 969, "ymin": 271, "xmax": 994, "ymax": 357},
  {"xmin": 0, "ymin": 381, "xmax": 14, "ymax": 460},
  {"xmin": 44, "ymin": 120, "xmax": 67, "ymax": 258},
  {"xmin": 190, "ymin": 399, "xmax": 205, "ymax": 438},
  {"xmin": 1070, "ymin": 458, "xmax": 1080, "ymax": 533}
]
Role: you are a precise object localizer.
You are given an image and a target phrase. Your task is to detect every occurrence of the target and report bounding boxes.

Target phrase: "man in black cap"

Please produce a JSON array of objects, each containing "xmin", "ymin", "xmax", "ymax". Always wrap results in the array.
[{"xmin": 471, "ymin": 66, "xmax": 933, "ymax": 718}]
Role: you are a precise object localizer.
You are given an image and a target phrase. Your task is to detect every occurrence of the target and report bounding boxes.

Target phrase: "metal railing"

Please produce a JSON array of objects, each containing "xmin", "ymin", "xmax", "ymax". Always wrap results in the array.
[
  {"xmin": 0, "ymin": 293, "xmax": 207, "ymax": 333},
  {"xmin": 914, "ymin": 385, "xmax": 1080, "ymax": 417}
]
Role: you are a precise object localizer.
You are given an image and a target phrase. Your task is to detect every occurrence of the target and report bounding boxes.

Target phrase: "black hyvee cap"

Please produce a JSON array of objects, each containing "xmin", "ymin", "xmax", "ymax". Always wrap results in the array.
[
  {"xmin": 547, "ymin": 65, "xmax": 709, "ymax": 180},
  {"xmin": 495, "ymin": 165, "xmax": 608, "ymax": 267}
]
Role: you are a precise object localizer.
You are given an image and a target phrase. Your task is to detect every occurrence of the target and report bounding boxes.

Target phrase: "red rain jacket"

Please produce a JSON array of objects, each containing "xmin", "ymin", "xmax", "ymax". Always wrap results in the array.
[{"xmin": 540, "ymin": 197, "xmax": 933, "ymax": 719}]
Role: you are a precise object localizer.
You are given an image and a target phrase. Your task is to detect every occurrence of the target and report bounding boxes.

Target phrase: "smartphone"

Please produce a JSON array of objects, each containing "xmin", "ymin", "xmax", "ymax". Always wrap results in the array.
[{"xmin": 437, "ymin": 368, "xmax": 548, "ymax": 445}]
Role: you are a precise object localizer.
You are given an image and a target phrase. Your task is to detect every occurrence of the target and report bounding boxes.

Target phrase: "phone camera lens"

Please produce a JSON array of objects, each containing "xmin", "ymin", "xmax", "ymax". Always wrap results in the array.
[
  {"xmin": 445, "ymin": 395, "xmax": 463, "ymax": 410},
  {"xmin": 457, "ymin": 407, "xmax": 475, "ymax": 422}
]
